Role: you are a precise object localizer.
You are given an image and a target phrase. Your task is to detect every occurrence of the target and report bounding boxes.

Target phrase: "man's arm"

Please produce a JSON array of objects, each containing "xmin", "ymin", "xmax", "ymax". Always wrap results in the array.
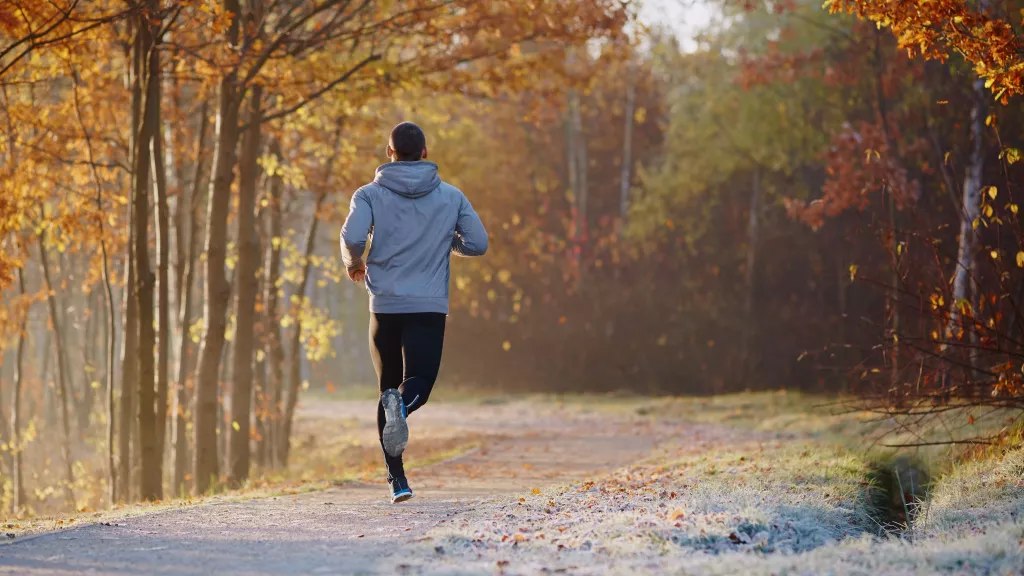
[
  {"xmin": 340, "ymin": 187, "xmax": 372, "ymax": 278},
  {"xmin": 452, "ymin": 191, "xmax": 488, "ymax": 257}
]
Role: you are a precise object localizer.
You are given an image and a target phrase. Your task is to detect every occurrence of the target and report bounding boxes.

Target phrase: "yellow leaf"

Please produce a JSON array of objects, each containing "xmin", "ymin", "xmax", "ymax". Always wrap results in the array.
[
  {"xmin": 987, "ymin": 186, "xmax": 998, "ymax": 200},
  {"xmin": 531, "ymin": 487, "xmax": 541, "ymax": 496},
  {"xmin": 849, "ymin": 264, "xmax": 858, "ymax": 281},
  {"xmin": 502, "ymin": 341, "xmax": 512, "ymax": 352},
  {"xmin": 991, "ymin": 250, "xmax": 999, "ymax": 260},
  {"xmin": 231, "ymin": 421, "xmax": 240, "ymax": 432},
  {"xmin": 1017, "ymin": 251, "xmax": 1024, "ymax": 268}
]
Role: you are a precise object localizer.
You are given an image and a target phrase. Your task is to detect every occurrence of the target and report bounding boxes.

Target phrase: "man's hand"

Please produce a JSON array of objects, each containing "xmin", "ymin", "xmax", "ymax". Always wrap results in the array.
[{"xmin": 347, "ymin": 262, "xmax": 366, "ymax": 283}]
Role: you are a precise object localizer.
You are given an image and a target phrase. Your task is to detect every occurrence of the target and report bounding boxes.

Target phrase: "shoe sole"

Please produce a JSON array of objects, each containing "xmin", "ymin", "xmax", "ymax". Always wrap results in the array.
[
  {"xmin": 381, "ymin": 389, "xmax": 408, "ymax": 458},
  {"xmin": 391, "ymin": 490, "xmax": 414, "ymax": 504}
]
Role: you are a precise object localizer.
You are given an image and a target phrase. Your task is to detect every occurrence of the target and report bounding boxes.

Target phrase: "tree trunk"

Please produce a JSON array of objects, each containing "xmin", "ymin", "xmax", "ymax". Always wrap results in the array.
[
  {"xmin": 132, "ymin": 4, "xmax": 161, "ymax": 501},
  {"xmin": 566, "ymin": 96, "xmax": 580, "ymax": 273},
  {"xmin": 11, "ymin": 264, "xmax": 28, "ymax": 512},
  {"xmin": 118, "ymin": 20, "xmax": 142, "ymax": 506},
  {"xmin": 742, "ymin": 166, "xmax": 761, "ymax": 380},
  {"xmin": 618, "ymin": 67, "xmax": 636, "ymax": 228},
  {"xmin": 152, "ymin": 72, "xmax": 171, "ymax": 470},
  {"xmin": 194, "ymin": 0, "xmax": 241, "ymax": 495},
  {"xmin": 173, "ymin": 100, "xmax": 209, "ymax": 496},
  {"xmin": 279, "ymin": 195, "xmax": 325, "ymax": 465},
  {"xmin": 1, "ymin": 351, "xmax": 8, "ymax": 479},
  {"xmin": 567, "ymin": 89, "xmax": 588, "ymax": 284},
  {"xmin": 573, "ymin": 94, "xmax": 588, "ymax": 252},
  {"xmin": 263, "ymin": 140, "xmax": 285, "ymax": 468},
  {"xmin": 118, "ymin": 244, "xmax": 137, "ymax": 504},
  {"xmin": 253, "ymin": 327, "xmax": 268, "ymax": 469},
  {"xmin": 219, "ymin": 337, "xmax": 233, "ymax": 473},
  {"xmin": 100, "ymin": 242, "xmax": 117, "ymax": 507},
  {"xmin": 77, "ymin": 292, "xmax": 98, "ymax": 434},
  {"xmin": 948, "ymin": 77, "xmax": 986, "ymax": 373},
  {"xmin": 37, "ymin": 235, "xmax": 76, "ymax": 509},
  {"xmin": 229, "ymin": 84, "xmax": 263, "ymax": 488},
  {"xmin": 39, "ymin": 332, "xmax": 52, "ymax": 425}
]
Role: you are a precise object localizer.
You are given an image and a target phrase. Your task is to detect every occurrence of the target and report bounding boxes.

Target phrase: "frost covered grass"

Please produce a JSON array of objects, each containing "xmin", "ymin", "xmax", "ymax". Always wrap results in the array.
[
  {"xmin": 921, "ymin": 447, "xmax": 1024, "ymax": 537},
  {"xmin": 385, "ymin": 426, "xmax": 879, "ymax": 574},
  {"xmin": 381, "ymin": 393, "xmax": 1024, "ymax": 575}
]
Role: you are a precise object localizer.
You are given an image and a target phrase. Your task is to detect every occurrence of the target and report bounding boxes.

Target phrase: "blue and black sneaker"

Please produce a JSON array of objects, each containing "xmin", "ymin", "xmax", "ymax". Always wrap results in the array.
[
  {"xmin": 381, "ymin": 389, "xmax": 409, "ymax": 458},
  {"xmin": 390, "ymin": 476, "xmax": 414, "ymax": 503}
]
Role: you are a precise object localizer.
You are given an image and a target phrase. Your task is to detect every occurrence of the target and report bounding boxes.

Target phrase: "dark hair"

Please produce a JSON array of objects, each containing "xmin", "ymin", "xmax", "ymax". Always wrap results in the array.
[{"xmin": 389, "ymin": 122, "xmax": 426, "ymax": 161}]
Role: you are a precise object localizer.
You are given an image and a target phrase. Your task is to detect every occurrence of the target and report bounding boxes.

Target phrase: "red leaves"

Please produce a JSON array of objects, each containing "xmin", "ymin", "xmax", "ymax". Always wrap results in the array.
[
  {"xmin": 738, "ymin": 47, "xmax": 825, "ymax": 90},
  {"xmin": 785, "ymin": 120, "xmax": 925, "ymax": 229}
]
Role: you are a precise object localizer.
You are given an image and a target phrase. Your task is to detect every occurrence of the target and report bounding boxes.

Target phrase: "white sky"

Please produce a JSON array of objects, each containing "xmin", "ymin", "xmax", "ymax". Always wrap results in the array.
[{"xmin": 638, "ymin": 0, "xmax": 714, "ymax": 51}]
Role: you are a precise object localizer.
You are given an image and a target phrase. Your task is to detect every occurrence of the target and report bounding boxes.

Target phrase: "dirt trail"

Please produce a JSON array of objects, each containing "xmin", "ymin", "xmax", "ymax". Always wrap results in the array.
[{"xmin": 0, "ymin": 400, "xmax": 659, "ymax": 575}]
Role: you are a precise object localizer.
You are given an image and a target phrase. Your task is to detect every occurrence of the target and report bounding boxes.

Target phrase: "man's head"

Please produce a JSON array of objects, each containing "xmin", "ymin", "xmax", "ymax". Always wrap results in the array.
[{"xmin": 387, "ymin": 122, "xmax": 428, "ymax": 162}]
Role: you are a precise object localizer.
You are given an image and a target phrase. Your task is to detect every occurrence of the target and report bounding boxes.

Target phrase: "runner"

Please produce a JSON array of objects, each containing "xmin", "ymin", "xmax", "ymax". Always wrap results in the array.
[{"xmin": 340, "ymin": 121, "xmax": 488, "ymax": 503}]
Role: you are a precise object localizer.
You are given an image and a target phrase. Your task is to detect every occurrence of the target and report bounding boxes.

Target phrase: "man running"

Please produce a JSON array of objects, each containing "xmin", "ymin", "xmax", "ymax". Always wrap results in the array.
[{"xmin": 340, "ymin": 122, "xmax": 488, "ymax": 503}]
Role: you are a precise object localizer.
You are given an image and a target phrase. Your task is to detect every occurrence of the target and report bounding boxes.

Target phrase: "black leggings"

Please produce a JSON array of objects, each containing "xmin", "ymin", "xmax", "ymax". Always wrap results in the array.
[{"xmin": 369, "ymin": 312, "xmax": 446, "ymax": 479}]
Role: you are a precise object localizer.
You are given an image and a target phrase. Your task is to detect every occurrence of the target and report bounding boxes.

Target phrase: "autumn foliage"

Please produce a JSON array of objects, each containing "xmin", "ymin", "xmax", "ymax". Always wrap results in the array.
[
  {"xmin": 2, "ymin": 0, "xmax": 1024, "ymax": 518},
  {"xmin": 827, "ymin": 0, "xmax": 1024, "ymax": 101},
  {"xmin": 0, "ymin": 0, "xmax": 631, "ymax": 514}
]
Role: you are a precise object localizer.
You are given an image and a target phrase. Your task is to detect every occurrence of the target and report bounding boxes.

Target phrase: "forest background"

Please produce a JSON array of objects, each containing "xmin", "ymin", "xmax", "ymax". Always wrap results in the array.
[{"xmin": 1, "ymin": 0, "xmax": 1023, "ymax": 518}]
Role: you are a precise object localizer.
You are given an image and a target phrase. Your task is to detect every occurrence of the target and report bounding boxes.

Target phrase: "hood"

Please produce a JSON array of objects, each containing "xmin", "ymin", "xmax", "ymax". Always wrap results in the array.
[{"xmin": 374, "ymin": 161, "xmax": 442, "ymax": 199}]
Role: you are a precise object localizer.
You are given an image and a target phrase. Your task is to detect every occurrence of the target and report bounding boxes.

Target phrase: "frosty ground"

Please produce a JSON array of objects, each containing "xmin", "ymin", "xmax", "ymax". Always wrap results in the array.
[{"xmin": 1, "ymin": 393, "xmax": 1022, "ymax": 575}]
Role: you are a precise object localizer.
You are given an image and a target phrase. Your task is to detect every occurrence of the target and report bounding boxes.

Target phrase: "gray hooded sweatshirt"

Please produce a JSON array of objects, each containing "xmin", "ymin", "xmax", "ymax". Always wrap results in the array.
[{"xmin": 340, "ymin": 161, "xmax": 488, "ymax": 314}]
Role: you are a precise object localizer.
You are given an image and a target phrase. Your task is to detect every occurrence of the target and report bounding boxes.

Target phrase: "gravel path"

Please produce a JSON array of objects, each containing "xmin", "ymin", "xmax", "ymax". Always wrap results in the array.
[{"xmin": 0, "ymin": 400, "xmax": 659, "ymax": 575}]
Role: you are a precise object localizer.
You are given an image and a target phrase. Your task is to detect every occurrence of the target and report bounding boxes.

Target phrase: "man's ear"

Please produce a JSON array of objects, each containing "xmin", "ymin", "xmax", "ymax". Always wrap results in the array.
[
  {"xmin": 421, "ymin": 146, "xmax": 428, "ymax": 160},
  {"xmin": 386, "ymin": 144, "xmax": 395, "ymax": 160}
]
